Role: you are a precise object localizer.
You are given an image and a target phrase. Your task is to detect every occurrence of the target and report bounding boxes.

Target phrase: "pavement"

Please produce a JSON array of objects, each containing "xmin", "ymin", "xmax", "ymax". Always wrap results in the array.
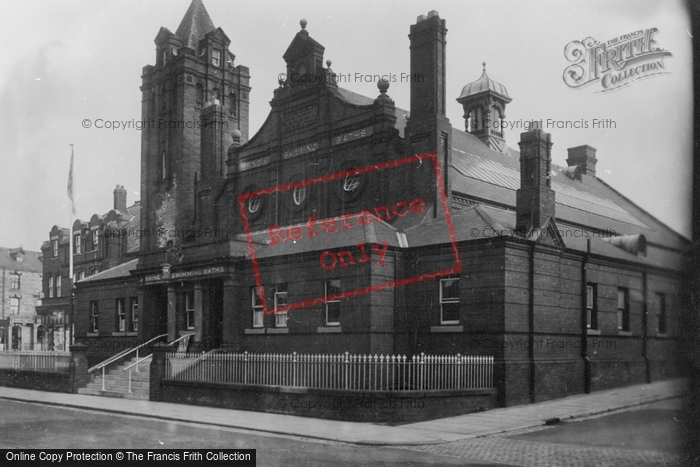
[{"xmin": 0, "ymin": 379, "xmax": 686, "ymax": 447}]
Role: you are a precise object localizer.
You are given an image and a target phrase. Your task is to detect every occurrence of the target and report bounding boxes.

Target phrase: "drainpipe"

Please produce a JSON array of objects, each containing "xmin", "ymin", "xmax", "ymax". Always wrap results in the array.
[
  {"xmin": 582, "ymin": 239, "xmax": 591, "ymax": 393},
  {"xmin": 528, "ymin": 242, "xmax": 536, "ymax": 403},
  {"xmin": 642, "ymin": 269, "xmax": 650, "ymax": 383}
]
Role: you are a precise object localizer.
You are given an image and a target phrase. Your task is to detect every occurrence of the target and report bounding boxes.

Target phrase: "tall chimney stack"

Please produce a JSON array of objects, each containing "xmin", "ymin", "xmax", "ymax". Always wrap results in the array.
[
  {"xmin": 113, "ymin": 185, "xmax": 127, "ymax": 212},
  {"xmin": 406, "ymin": 11, "xmax": 452, "ymax": 215},
  {"xmin": 516, "ymin": 125, "xmax": 555, "ymax": 233}
]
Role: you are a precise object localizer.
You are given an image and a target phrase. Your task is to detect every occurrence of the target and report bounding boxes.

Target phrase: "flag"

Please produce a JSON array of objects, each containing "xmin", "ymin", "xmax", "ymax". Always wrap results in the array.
[{"xmin": 67, "ymin": 145, "xmax": 76, "ymax": 216}]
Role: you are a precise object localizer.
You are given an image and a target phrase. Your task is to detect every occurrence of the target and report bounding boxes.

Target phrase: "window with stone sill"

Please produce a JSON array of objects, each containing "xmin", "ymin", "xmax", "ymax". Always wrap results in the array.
[
  {"xmin": 440, "ymin": 277, "xmax": 460, "ymax": 325},
  {"xmin": 325, "ymin": 280, "xmax": 341, "ymax": 326},
  {"xmin": 252, "ymin": 286, "xmax": 264, "ymax": 328}
]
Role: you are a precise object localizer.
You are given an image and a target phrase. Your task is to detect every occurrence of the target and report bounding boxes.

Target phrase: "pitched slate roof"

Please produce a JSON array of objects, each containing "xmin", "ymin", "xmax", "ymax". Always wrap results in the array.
[
  {"xmin": 175, "ymin": 0, "xmax": 216, "ymax": 50},
  {"xmin": 238, "ymin": 216, "xmax": 404, "ymax": 260},
  {"xmin": 0, "ymin": 247, "xmax": 42, "ymax": 273},
  {"xmin": 80, "ymin": 258, "xmax": 139, "ymax": 283},
  {"xmin": 447, "ymin": 127, "xmax": 686, "ymax": 250},
  {"xmin": 403, "ymin": 203, "xmax": 685, "ymax": 270}
]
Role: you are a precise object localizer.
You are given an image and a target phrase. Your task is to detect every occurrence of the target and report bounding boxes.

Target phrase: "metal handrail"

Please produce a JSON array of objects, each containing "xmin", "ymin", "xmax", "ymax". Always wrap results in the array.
[
  {"xmin": 88, "ymin": 333, "xmax": 168, "ymax": 374},
  {"xmin": 121, "ymin": 333, "xmax": 194, "ymax": 373},
  {"xmin": 122, "ymin": 354, "xmax": 153, "ymax": 373},
  {"xmin": 122, "ymin": 333, "xmax": 194, "ymax": 393}
]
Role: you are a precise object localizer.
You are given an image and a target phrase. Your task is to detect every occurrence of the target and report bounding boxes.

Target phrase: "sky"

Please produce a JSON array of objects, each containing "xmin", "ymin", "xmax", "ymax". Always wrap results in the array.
[{"xmin": 0, "ymin": 0, "xmax": 693, "ymax": 251}]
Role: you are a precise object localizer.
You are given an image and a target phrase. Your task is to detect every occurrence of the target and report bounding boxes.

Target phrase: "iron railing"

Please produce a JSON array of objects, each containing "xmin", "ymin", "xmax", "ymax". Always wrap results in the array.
[
  {"xmin": 0, "ymin": 350, "xmax": 71, "ymax": 373},
  {"xmin": 166, "ymin": 352, "xmax": 493, "ymax": 391}
]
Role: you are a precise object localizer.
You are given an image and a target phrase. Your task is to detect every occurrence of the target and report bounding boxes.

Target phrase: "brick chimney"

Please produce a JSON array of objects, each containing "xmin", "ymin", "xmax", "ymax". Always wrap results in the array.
[
  {"xmin": 113, "ymin": 185, "xmax": 127, "ymax": 212},
  {"xmin": 406, "ymin": 11, "xmax": 452, "ymax": 216},
  {"xmin": 516, "ymin": 125, "xmax": 555, "ymax": 233},
  {"xmin": 566, "ymin": 145, "xmax": 597, "ymax": 178}
]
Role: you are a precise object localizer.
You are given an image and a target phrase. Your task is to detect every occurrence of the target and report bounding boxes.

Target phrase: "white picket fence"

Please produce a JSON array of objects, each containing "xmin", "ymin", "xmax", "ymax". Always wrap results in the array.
[
  {"xmin": 166, "ymin": 352, "xmax": 493, "ymax": 391},
  {"xmin": 0, "ymin": 350, "xmax": 71, "ymax": 373}
]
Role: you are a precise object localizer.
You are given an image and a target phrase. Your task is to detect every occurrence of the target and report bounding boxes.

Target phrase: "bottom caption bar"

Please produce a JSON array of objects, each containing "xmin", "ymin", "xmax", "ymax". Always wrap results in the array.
[{"xmin": 3, "ymin": 450, "xmax": 256, "ymax": 466}]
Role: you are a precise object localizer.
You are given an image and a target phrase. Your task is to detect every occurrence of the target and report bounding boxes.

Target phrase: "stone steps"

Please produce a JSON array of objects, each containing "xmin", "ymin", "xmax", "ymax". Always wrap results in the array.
[{"xmin": 77, "ymin": 356, "xmax": 151, "ymax": 400}]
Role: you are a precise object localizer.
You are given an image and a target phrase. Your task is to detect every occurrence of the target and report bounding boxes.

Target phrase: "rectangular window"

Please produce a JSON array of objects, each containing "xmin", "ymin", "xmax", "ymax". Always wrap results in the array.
[
  {"xmin": 212, "ymin": 49, "xmax": 221, "ymax": 66},
  {"xmin": 185, "ymin": 292, "xmax": 195, "ymax": 330},
  {"xmin": 56, "ymin": 275, "xmax": 62, "ymax": 298},
  {"xmin": 586, "ymin": 284, "xmax": 597, "ymax": 329},
  {"xmin": 617, "ymin": 287, "xmax": 630, "ymax": 331},
  {"xmin": 325, "ymin": 280, "xmax": 341, "ymax": 326},
  {"xmin": 10, "ymin": 273, "xmax": 20, "ymax": 290},
  {"xmin": 74, "ymin": 234, "xmax": 81, "ymax": 255},
  {"xmin": 252, "ymin": 287, "xmax": 264, "ymax": 328},
  {"xmin": 131, "ymin": 299, "xmax": 139, "ymax": 332},
  {"xmin": 90, "ymin": 301, "xmax": 99, "ymax": 333},
  {"xmin": 274, "ymin": 284, "xmax": 288, "ymax": 328},
  {"xmin": 116, "ymin": 299, "xmax": 126, "ymax": 332},
  {"xmin": 657, "ymin": 293, "xmax": 667, "ymax": 334},
  {"xmin": 10, "ymin": 297, "xmax": 19, "ymax": 314},
  {"xmin": 440, "ymin": 277, "xmax": 460, "ymax": 325},
  {"xmin": 48, "ymin": 276, "xmax": 54, "ymax": 298},
  {"xmin": 52, "ymin": 239, "xmax": 58, "ymax": 258}
]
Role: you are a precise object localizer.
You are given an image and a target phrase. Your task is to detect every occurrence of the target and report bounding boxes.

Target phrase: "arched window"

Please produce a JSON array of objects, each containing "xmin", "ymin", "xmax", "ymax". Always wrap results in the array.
[
  {"xmin": 247, "ymin": 196, "xmax": 261, "ymax": 214},
  {"xmin": 228, "ymin": 93, "xmax": 237, "ymax": 116},
  {"xmin": 161, "ymin": 86, "xmax": 167, "ymax": 111},
  {"xmin": 196, "ymin": 84, "xmax": 204, "ymax": 107},
  {"xmin": 160, "ymin": 144, "xmax": 167, "ymax": 180},
  {"xmin": 293, "ymin": 185, "xmax": 307, "ymax": 206},
  {"xmin": 343, "ymin": 173, "xmax": 361, "ymax": 192}
]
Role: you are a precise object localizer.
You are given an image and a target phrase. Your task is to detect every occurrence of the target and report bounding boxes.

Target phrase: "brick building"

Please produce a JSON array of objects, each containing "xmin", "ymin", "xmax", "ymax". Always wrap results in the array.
[
  {"xmin": 76, "ymin": 1, "xmax": 686, "ymax": 405},
  {"xmin": 0, "ymin": 247, "xmax": 42, "ymax": 350},
  {"xmin": 37, "ymin": 186, "xmax": 140, "ymax": 351}
]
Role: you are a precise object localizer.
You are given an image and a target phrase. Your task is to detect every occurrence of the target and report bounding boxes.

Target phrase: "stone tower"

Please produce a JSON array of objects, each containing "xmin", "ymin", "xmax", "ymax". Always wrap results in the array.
[{"xmin": 139, "ymin": 0, "xmax": 250, "ymax": 256}]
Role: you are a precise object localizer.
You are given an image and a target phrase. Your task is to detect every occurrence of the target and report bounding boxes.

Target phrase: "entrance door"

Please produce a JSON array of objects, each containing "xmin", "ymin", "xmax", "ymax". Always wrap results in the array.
[{"xmin": 205, "ymin": 280, "xmax": 224, "ymax": 350}]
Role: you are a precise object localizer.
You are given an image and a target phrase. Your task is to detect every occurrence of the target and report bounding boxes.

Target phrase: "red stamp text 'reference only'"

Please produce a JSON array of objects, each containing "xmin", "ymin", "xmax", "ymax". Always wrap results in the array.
[{"xmin": 238, "ymin": 152, "xmax": 461, "ymax": 315}]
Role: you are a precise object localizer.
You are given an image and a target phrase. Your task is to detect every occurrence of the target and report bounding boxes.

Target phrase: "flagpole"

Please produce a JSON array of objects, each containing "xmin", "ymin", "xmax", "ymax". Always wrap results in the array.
[{"xmin": 68, "ymin": 144, "xmax": 75, "ymax": 348}]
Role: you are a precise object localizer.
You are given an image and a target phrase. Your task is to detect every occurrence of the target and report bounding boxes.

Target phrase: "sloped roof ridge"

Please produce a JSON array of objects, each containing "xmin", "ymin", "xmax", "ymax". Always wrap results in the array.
[
  {"xmin": 80, "ymin": 258, "xmax": 139, "ymax": 283},
  {"xmin": 594, "ymin": 176, "xmax": 689, "ymax": 243},
  {"xmin": 474, "ymin": 204, "xmax": 507, "ymax": 233}
]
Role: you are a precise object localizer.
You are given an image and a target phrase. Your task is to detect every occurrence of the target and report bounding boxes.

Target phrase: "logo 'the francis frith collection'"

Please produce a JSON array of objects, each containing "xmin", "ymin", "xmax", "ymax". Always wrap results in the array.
[{"xmin": 563, "ymin": 27, "xmax": 672, "ymax": 92}]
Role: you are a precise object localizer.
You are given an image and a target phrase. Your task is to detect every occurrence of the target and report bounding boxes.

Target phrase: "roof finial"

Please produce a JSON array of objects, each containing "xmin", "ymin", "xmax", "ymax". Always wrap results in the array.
[
  {"xmin": 483, "ymin": 62, "xmax": 486, "ymax": 71},
  {"xmin": 300, "ymin": 19, "xmax": 307, "ymax": 29}
]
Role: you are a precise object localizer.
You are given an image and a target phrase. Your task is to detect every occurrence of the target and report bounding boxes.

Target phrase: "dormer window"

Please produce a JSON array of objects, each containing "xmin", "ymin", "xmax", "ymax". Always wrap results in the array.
[
  {"xmin": 51, "ymin": 239, "xmax": 58, "ymax": 258},
  {"xmin": 162, "ymin": 48, "xmax": 168, "ymax": 65},
  {"xmin": 212, "ymin": 49, "xmax": 221, "ymax": 67},
  {"xmin": 74, "ymin": 233, "xmax": 81, "ymax": 255}
]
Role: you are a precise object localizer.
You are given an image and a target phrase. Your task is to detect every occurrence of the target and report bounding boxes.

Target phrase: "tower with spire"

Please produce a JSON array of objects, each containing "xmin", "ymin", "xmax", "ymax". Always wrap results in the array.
[{"xmin": 139, "ymin": 0, "xmax": 250, "ymax": 256}]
